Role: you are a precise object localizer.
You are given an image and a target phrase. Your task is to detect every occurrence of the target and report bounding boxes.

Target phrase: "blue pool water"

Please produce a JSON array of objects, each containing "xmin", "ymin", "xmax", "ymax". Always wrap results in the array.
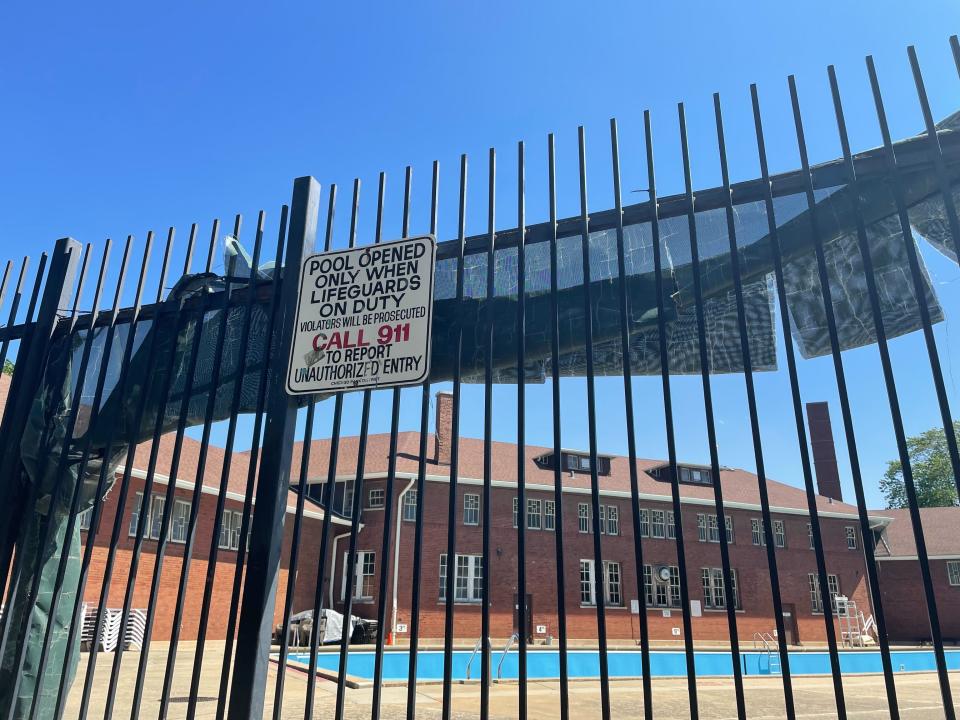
[{"xmin": 286, "ymin": 648, "xmax": 960, "ymax": 681}]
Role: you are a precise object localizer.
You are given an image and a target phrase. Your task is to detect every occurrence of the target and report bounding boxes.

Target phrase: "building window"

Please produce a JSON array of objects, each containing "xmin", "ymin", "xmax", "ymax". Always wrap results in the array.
[
  {"xmin": 402, "ymin": 490, "xmax": 417, "ymax": 522},
  {"xmin": 342, "ymin": 551, "xmax": 375, "ymax": 601},
  {"xmin": 78, "ymin": 507, "xmax": 93, "ymax": 531},
  {"xmin": 607, "ymin": 505, "xmax": 619, "ymax": 536},
  {"xmin": 527, "ymin": 499, "xmax": 542, "ymax": 530},
  {"xmin": 701, "ymin": 568, "xmax": 740, "ymax": 610},
  {"xmin": 639, "ymin": 508, "xmax": 650, "ymax": 537},
  {"xmin": 643, "ymin": 565, "xmax": 681, "ymax": 608},
  {"xmin": 170, "ymin": 500, "xmax": 191, "ymax": 544},
  {"xmin": 368, "ymin": 488, "xmax": 385, "ymax": 509},
  {"xmin": 219, "ymin": 510, "xmax": 243, "ymax": 550},
  {"xmin": 544, "ymin": 500, "xmax": 556, "ymax": 531},
  {"xmin": 808, "ymin": 573, "xmax": 841, "ymax": 614},
  {"xmin": 751, "ymin": 518, "xmax": 785, "ymax": 548},
  {"xmin": 439, "ymin": 554, "xmax": 483, "ymax": 602},
  {"xmin": 463, "ymin": 494, "xmax": 480, "ymax": 526},
  {"xmin": 699, "ymin": 514, "xmax": 734, "ymax": 544},
  {"xmin": 808, "ymin": 523, "xmax": 814, "ymax": 550},
  {"xmin": 652, "ymin": 510, "xmax": 666, "ymax": 539},
  {"xmin": 678, "ymin": 466, "xmax": 712, "ymax": 485},
  {"xmin": 513, "ymin": 498, "xmax": 519, "ymax": 528},
  {"xmin": 578, "ymin": 503, "xmax": 589, "ymax": 533},
  {"xmin": 948, "ymin": 561, "xmax": 960, "ymax": 587},
  {"xmin": 666, "ymin": 511, "xmax": 676, "ymax": 540},
  {"xmin": 598, "ymin": 505, "xmax": 606, "ymax": 535},
  {"xmin": 845, "ymin": 526, "xmax": 857, "ymax": 550},
  {"xmin": 339, "ymin": 479, "xmax": 355, "ymax": 518},
  {"xmin": 580, "ymin": 560, "xmax": 622, "ymax": 607},
  {"xmin": 129, "ymin": 493, "xmax": 168, "ymax": 540}
]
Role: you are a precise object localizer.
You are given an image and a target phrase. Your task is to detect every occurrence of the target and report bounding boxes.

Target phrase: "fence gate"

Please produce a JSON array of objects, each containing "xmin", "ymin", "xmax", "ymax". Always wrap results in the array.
[{"xmin": 1, "ymin": 35, "xmax": 960, "ymax": 720}]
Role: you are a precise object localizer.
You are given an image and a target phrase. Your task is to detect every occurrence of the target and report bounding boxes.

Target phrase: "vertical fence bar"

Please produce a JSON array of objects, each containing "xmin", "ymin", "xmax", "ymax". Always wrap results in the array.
[
  {"xmin": 516, "ymin": 139, "xmax": 531, "ymax": 720},
  {"xmin": 788, "ymin": 73, "xmax": 853, "ymax": 720},
  {"xmin": 1, "ymin": 241, "xmax": 99, "ymax": 720},
  {"xmin": 644, "ymin": 111, "xmax": 700, "ymax": 720},
  {"xmin": 371, "ymin": 166, "xmax": 411, "ymax": 720},
  {"xmin": 480, "ymin": 146, "xmax": 496, "ymax": 719},
  {"xmin": 151, "ymin": 217, "xmax": 245, "ymax": 720},
  {"xmin": 546, "ymin": 133, "xmax": 571, "ymax": 720},
  {"xmin": 609, "ymin": 118, "xmax": 653, "ymax": 720},
  {"xmin": 334, "ymin": 178, "xmax": 370, "ymax": 720},
  {"xmin": 405, "ymin": 160, "xmax": 440, "ymax": 720},
  {"xmin": 907, "ymin": 45, "xmax": 960, "ymax": 504},
  {"xmin": 229, "ymin": 176, "xmax": 320, "ymax": 720},
  {"xmin": 576, "ymin": 127, "xmax": 612, "ymax": 720},
  {"xmin": 713, "ymin": 94, "xmax": 796, "ymax": 720},
  {"xmin": 827, "ymin": 64, "xmax": 955, "ymax": 719},
  {"xmin": 179, "ymin": 214, "xmax": 267, "ymax": 720},
  {"xmin": 302, "ymin": 185, "xmax": 344, "ymax": 720},
  {"xmin": 0, "ymin": 245, "xmax": 69, "ymax": 628},
  {"xmin": 77, "ymin": 225, "xmax": 195, "ymax": 720},
  {"xmin": 677, "ymin": 103, "xmax": 746, "ymax": 720},
  {"xmin": 215, "ymin": 208, "xmax": 287, "ymax": 719},
  {"xmin": 271, "ymin": 220, "xmax": 317, "ymax": 720},
  {"xmin": 868, "ymin": 49, "xmax": 959, "ymax": 710},
  {"xmin": 103, "ymin": 221, "xmax": 217, "ymax": 720},
  {"xmin": 53, "ymin": 230, "xmax": 170, "ymax": 720},
  {"xmin": 28, "ymin": 236, "xmax": 135, "ymax": 720},
  {"xmin": 0, "ymin": 256, "xmax": 34, "ymax": 595},
  {"xmin": 331, "ymin": 178, "xmax": 368, "ymax": 720},
  {"xmin": 441, "ymin": 153, "xmax": 467, "ymax": 720}
]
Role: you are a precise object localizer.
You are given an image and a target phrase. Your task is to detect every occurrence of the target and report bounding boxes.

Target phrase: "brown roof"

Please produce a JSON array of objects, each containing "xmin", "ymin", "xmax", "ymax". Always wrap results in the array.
[
  {"xmin": 873, "ymin": 507, "xmax": 960, "ymax": 558},
  {"xmin": 292, "ymin": 431, "xmax": 873, "ymax": 518}
]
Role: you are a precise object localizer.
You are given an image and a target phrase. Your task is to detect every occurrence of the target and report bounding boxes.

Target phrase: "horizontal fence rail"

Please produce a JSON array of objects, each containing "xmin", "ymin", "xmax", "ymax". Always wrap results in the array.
[{"xmin": 0, "ymin": 35, "xmax": 958, "ymax": 720}]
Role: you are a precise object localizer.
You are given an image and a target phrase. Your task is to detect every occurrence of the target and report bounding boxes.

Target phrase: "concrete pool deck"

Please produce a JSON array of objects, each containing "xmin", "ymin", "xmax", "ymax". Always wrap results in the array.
[{"xmin": 62, "ymin": 641, "xmax": 960, "ymax": 719}]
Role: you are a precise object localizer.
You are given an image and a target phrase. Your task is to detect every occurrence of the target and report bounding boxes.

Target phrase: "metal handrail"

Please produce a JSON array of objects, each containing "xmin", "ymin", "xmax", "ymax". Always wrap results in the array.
[
  {"xmin": 496, "ymin": 633, "xmax": 519, "ymax": 680},
  {"xmin": 465, "ymin": 637, "xmax": 486, "ymax": 680}
]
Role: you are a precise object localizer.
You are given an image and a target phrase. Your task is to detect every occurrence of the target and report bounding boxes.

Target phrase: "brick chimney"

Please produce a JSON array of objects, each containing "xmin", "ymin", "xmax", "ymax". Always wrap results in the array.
[
  {"xmin": 434, "ymin": 391, "xmax": 453, "ymax": 465},
  {"xmin": 806, "ymin": 401, "xmax": 843, "ymax": 503}
]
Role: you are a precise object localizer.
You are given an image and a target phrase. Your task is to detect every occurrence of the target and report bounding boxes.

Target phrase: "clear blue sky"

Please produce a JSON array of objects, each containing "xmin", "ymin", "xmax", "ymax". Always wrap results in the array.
[{"xmin": 3, "ymin": 1, "xmax": 960, "ymax": 509}]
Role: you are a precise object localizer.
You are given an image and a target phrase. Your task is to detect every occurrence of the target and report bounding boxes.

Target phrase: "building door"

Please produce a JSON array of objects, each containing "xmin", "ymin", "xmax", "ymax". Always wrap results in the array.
[
  {"xmin": 514, "ymin": 593, "xmax": 533, "ymax": 642},
  {"xmin": 782, "ymin": 604, "xmax": 798, "ymax": 645}
]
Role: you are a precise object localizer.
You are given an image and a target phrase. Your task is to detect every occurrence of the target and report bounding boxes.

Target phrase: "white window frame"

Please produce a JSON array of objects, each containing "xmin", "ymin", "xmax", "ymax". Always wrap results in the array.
[
  {"xmin": 78, "ymin": 507, "xmax": 93, "ymax": 531},
  {"xmin": 402, "ymin": 490, "xmax": 417, "ymax": 522},
  {"xmin": 463, "ymin": 493, "xmax": 480, "ymax": 526},
  {"xmin": 580, "ymin": 560, "xmax": 622, "ymax": 607},
  {"xmin": 439, "ymin": 553, "xmax": 483, "ymax": 603},
  {"xmin": 170, "ymin": 499, "xmax": 191, "ymax": 544},
  {"xmin": 808, "ymin": 573, "xmax": 841, "ymax": 614},
  {"xmin": 577, "ymin": 503, "xmax": 589, "ymax": 533},
  {"xmin": 643, "ymin": 564, "xmax": 681, "ymax": 608},
  {"xmin": 606, "ymin": 505, "xmax": 619, "ymax": 536},
  {"xmin": 807, "ymin": 523, "xmax": 815, "ymax": 550},
  {"xmin": 527, "ymin": 498, "xmax": 542, "ymax": 530},
  {"xmin": 947, "ymin": 561, "xmax": 960, "ymax": 587},
  {"xmin": 341, "ymin": 550, "xmax": 375, "ymax": 601},
  {"xmin": 774, "ymin": 519, "xmax": 786, "ymax": 548},
  {"xmin": 513, "ymin": 498, "xmax": 519, "ymax": 528},
  {"xmin": 368, "ymin": 488, "xmax": 385, "ymax": 509},
  {"xmin": 701, "ymin": 567, "xmax": 740, "ymax": 610},
  {"xmin": 219, "ymin": 510, "xmax": 244, "ymax": 551},
  {"xmin": 544, "ymin": 500, "xmax": 556, "ymax": 531},
  {"xmin": 651, "ymin": 509, "xmax": 666, "ymax": 539},
  {"xmin": 845, "ymin": 526, "xmax": 857, "ymax": 550},
  {"xmin": 639, "ymin": 508, "xmax": 650, "ymax": 538}
]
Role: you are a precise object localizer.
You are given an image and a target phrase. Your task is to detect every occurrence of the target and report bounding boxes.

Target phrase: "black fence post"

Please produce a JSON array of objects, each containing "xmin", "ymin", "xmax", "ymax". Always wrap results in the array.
[
  {"xmin": 228, "ymin": 177, "xmax": 319, "ymax": 720},
  {"xmin": 0, "ymin": 238, "xmax": 79, "ymax": 586}
]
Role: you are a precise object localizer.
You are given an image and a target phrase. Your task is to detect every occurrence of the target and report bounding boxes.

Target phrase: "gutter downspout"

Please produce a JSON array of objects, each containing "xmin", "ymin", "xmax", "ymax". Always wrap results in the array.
[
  {"xmin": 391, "ymin": 478, "xmax": 417, "ymax": 641},
  {"xmin": 329, "ymin": 531, "xmax": 352, "ymax": 609}
]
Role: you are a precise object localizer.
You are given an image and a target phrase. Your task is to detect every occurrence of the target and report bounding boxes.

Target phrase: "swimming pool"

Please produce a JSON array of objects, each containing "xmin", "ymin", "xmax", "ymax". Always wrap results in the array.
[{"xmin": 286, "ymin": 648, "xmax": 960, "ymax": 681}]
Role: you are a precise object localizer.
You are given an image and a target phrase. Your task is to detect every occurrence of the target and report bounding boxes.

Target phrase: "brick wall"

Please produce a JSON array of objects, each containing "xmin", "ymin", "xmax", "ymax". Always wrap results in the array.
[{"xmin": 875, "ymin": 559, "xmax": 960, "ymax": 641}]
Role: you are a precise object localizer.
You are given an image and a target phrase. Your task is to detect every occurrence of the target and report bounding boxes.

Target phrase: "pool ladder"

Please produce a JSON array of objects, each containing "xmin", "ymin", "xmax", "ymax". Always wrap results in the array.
[
  {"xmin": 464, "ymin": 634, "xmax": 518, "ymax": 684},
  {"xmin": 753, "ymin": 632, "xmax": 781, "ymax": 675}
]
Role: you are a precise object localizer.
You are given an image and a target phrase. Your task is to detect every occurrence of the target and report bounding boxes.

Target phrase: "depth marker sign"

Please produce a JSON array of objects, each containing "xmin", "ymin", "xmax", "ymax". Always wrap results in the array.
[{"xmin": 286, "ymin": 235, "xmax": 436, "ymax": 394}]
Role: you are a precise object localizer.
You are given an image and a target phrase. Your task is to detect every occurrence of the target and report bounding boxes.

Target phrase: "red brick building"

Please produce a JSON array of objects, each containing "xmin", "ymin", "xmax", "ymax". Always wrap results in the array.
[
  {"xmin": 872, "ymin": 507, "xmax": 960, "ymax": 643},
  {"xmin": 288, "ymin": 392, "xmax": 884, "ymax": 646}
]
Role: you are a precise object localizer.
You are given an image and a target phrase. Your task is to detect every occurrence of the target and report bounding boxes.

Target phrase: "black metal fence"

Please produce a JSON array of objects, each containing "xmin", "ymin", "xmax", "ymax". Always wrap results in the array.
[{"xmin": 0, "ymin": 35, "xmax": 959, "ymax": 720}]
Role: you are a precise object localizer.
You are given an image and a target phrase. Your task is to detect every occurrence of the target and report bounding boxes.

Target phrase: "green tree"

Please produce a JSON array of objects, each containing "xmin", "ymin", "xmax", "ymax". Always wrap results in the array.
[
  {"xmin": 2, "ymin": 359, "xmax": 12, "ymax": 375},
  {"xmin": 880, "ymin": 422, "xmax": 960, "ymax": 508}
]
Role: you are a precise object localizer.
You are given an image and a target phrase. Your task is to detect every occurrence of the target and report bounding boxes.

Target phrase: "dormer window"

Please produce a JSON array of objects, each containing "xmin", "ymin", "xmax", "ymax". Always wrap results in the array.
[
  {"xmin": 534, "ymin": 451, "xmax": 610, "ymax": 476},
  {"xmin": 649, "ymin": 464, "xmax": 713, "ymax": 486}
]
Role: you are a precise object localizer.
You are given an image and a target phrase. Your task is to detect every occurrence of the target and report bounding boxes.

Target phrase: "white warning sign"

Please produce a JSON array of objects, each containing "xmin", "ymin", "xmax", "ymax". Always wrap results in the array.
[{"xmin": 286, "ymin": 235, "xmax": 436, "ymax": 395}]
